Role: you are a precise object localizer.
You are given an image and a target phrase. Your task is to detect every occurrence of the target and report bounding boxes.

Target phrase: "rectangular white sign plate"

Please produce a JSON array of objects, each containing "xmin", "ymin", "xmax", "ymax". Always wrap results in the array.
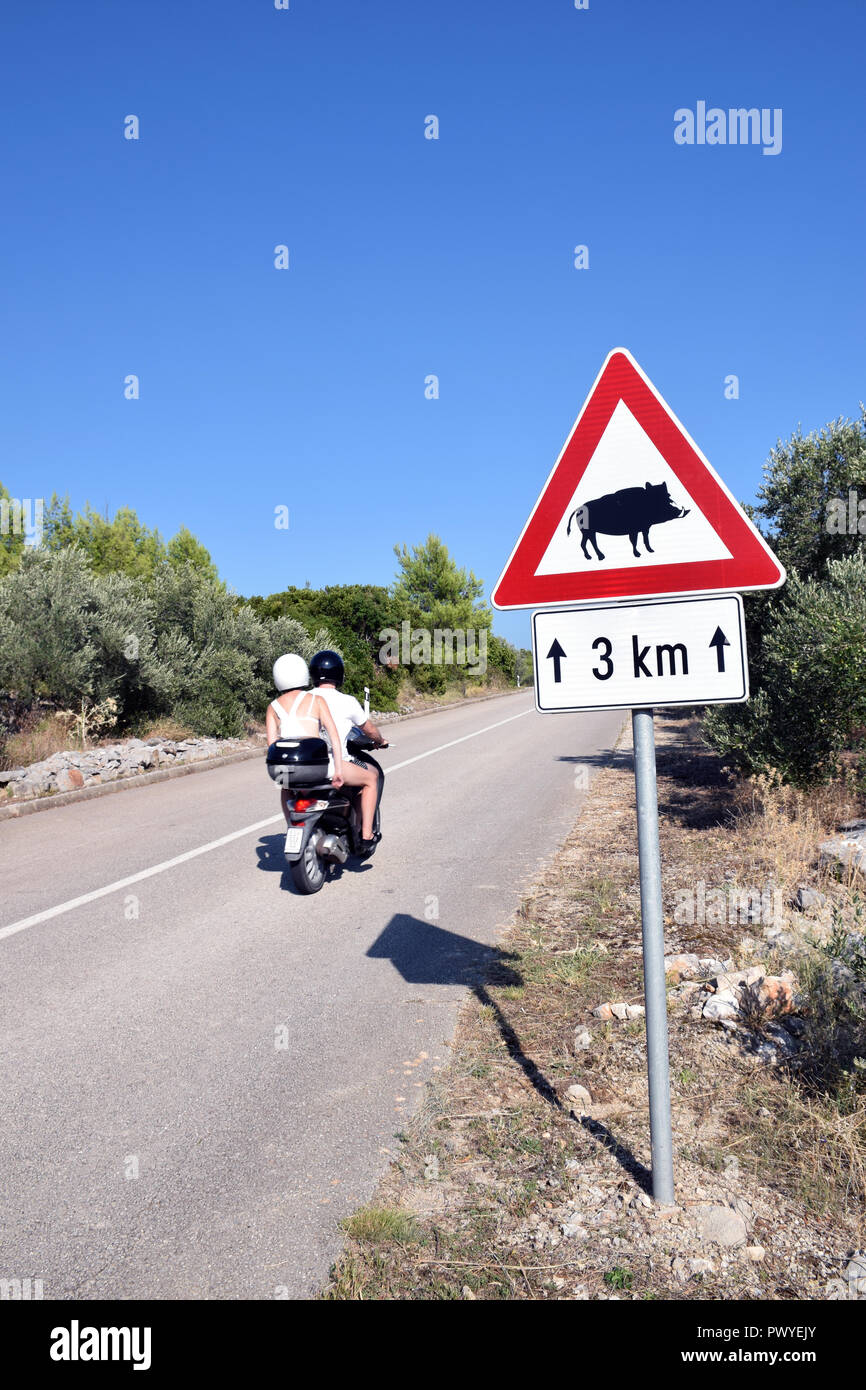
[{"xmin": 532, "ymin": 594, "xmax": 748, "ymax": 713}]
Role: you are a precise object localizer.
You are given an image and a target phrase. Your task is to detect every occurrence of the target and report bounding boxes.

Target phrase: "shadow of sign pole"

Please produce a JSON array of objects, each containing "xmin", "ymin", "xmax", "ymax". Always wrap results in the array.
[{"xmin": 632, "ymin": 707, "xmax": 675, "ymax": 1204}]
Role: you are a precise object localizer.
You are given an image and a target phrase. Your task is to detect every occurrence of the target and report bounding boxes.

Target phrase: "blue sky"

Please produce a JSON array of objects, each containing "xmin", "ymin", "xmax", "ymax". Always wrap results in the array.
[{"xmin": 2, "ymin": 0, "xmax": 864, "ymax": 647}]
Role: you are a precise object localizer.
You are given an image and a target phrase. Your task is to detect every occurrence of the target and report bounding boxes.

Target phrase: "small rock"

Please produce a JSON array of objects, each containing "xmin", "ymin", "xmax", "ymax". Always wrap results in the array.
[
  {"xmin": 819, "ymin": 833, "xmax": 866, "ymax": 877},
  {"xmin": 698, "ymin": 957, "xmax": 731, "ymax": 976},
  {"xmin": 55, "ymin": 768, "xmax": 84, "ymax": 792},
  {"xmin": 573, "ymin": 1027, "xmax": 592, "ymax": 1052},
  {"xmin": 825, "ymin": 1277, "xmax": 854, "ymax": 1300},
  {"xmin": 703, "ymin": 990, "xmax": 739, "ymax": 1021},
  {"xmin": 748, "ymin": 972, "xmax": 797, "ymax": 1015},
  {"xmin": 712, "ymin": 966, "xmax": 765, "ymax": 993},
  {"xmin": 591, "ymin": 1003, "xmax": 614, "ymax": 1020},
  {"xmin": 694, "ymin": 1204, "xmax": 748, "ymax": 1248},
  {"xmin": 689, "ymin": 1257, "xmax": 716, "ymax": 1277},
  {"xmin": 610, "ymin": 1003, "xmax": 629, "ymax": 1021},
  {"xmin": 561, "ymin": 1217, "xmax": 589, "ymax": 1239},
  {"xmin": 844, "ymin": 1251, "xmax": 866, "ymax": 1297},
  {"xmin": 794, "ymin": 886, "xmax": 827, "ymax": 913},
  {"xmin": 625, "ymin": 1004, "xmax": 645, "ymax": 1020},
  {"xmin": 565, "ymin": 1083, "xmax": 592, "ymax": 1114},
  {"xmin": 831, "ymin": 958, "xmax": 856, "ymax": 991},
  {"xmin": 664, "ymin": 952, "xmax": 701, "ymax": 982},
  {"xmin": 746, "ymin": 1037, "xmax": 780, "ymax": 1065},
  {"xmin": 423, "ymin": 1155, "xmax": 439, "ymax": 1182},
  {"xmin": 763, "ymin": 1022, "xmax": 798, "ymax": 1054},
  {"xmin": 461, "ymin": 1285, "xmax": 477, "ymax": 1300},
  {"xmin": 743, "ymin": 1246, "xmax": 765, "ymax": 1263},
  {"xmin": 671, "ymin": 1255, "xmax": 690, "ymax": 1284},
  {"xmin": 675, "ymin": 980, "xmax": 705, "ymax": 999}
]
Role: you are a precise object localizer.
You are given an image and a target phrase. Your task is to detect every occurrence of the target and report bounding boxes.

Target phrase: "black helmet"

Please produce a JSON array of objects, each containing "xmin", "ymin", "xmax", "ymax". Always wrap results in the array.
[{"xmin": 310, "ymin": 649, "xmax": 345, "ymax": 688}]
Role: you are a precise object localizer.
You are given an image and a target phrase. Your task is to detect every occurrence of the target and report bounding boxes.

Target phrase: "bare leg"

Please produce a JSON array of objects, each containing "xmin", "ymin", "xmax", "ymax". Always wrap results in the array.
[{"xmin": 339, "ymin": 761, "xmax": 378, "ymax": 838}]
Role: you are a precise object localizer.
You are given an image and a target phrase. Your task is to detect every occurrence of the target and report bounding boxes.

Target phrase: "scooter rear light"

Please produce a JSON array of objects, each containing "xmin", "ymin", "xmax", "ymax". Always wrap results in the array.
[{"xmin": 292, "ymin": 798, "xmax": 316, "ymax": 812}]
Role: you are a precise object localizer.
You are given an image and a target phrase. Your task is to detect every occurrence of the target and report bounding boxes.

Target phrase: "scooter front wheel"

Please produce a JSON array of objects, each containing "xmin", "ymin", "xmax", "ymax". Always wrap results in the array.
[{"xmin": 290, "ymin": 833, "xmax": 327, "ymax": 894}]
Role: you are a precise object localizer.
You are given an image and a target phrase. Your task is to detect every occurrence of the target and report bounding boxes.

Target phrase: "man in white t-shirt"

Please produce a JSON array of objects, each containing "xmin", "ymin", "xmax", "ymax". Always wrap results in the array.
[{"xmin": 309, "ymin": 649, "xmax": 388, "ymax": 849}]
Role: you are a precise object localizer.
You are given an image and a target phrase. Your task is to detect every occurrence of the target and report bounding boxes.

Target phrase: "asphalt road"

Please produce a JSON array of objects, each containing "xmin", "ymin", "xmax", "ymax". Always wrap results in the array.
[{"xmin": 0, "ymin": 691, "xmax": 624, "ymax": 1299}]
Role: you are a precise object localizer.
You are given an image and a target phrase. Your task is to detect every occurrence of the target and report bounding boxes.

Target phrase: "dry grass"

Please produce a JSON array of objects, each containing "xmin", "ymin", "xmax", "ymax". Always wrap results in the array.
[
  {"xmin": 1, "ymin": 713, "xmax": 82, "ymax": 769},
  {"xmin": 395, "ymin": 676, "xmax": 514, "ymax": 710},
  {"xmin": 726, "ymin": 771, "xmax": 859, "ymax": 897},
  {"xmin": 132, "ymin": 717, "xmax": 199, "ymax": 743},
  {"xmin": 731, "ymin": 1081, "xmax": 866, "ymax": 1218}
]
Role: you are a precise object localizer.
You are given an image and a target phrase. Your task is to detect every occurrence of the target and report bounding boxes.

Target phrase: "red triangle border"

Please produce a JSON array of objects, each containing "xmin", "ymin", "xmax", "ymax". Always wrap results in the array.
[{"xmin": 492, "ymin": 350, "xmax": 785, "ymax": 609}]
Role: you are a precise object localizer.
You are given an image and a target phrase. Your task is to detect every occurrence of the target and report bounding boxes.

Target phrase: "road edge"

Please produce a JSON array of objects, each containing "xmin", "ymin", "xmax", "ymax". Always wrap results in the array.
[{"xmin": 0, "ymin": 688, "xmax": 527, "ymax": 821}]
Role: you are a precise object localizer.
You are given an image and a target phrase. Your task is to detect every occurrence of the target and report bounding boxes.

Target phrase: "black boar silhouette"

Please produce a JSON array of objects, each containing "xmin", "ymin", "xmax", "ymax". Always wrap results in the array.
[{"xmin": 566, "ymin": 481, "xmax": 690, "ymax": 561}]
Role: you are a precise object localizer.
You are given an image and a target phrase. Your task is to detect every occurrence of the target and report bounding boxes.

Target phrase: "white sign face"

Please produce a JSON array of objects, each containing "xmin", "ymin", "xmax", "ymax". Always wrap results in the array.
[
  {"xmin": 533, "ymin": 400, "xmax": 733, "ymax": 578},
  {"xmin": 532, "ymin": 594, "xmax": 748, "ymax": 713}
]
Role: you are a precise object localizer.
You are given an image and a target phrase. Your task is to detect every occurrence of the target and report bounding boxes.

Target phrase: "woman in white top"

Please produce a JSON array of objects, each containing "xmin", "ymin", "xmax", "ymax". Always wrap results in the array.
[{"xmin": 266, "ymin": 653, "xmax": 344, "ymax": 826}]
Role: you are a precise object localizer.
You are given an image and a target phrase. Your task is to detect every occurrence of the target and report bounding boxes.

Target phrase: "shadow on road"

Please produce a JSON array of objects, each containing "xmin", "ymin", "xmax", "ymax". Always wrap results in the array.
[
  {"xmin": 554, "ymin": 749, "xmax": 626, "ymax": 768},
  {"xmin": 367, "ymin": 913, "xmax": 652, "ymax": 1194},
  {"xmin": 366, "ymin": 913, "xmax": 522, "ymax": 989}
]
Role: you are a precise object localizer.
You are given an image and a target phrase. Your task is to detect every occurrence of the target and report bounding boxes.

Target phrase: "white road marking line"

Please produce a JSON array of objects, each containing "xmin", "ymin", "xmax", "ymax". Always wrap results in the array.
[
  {"xmin": 0, "ymin": 705, "xmax": 533, "ymax": 943},
  {"xmin": 0, "ymin": 817, "xmax": 281, "ymax": 942},
  {"xmin": 385, "ymin": 706, "xmax": 531, "ymax": 773}
]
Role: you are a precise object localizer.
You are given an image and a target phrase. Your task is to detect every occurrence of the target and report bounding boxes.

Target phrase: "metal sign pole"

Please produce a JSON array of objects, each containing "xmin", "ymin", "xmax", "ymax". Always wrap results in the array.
[{"xmin": 631, "ymin": 707, "xmax": 675, "ymax": 1204}]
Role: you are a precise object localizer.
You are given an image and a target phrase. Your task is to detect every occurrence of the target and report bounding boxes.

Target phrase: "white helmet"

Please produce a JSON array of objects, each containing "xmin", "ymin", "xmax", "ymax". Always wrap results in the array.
[{"xmin": 273, "ymin": 653, "xmax": 310, "ymax": 691}]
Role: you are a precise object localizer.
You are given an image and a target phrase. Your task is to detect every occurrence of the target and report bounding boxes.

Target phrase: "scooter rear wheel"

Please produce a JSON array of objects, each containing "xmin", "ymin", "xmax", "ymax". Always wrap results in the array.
[{"xmin": 290, "ymin": 834, "xmax": 327, "ymax": 894}]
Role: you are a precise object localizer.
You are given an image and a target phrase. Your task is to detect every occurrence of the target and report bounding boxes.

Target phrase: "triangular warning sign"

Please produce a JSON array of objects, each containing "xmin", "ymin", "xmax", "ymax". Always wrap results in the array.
[{"xmin": 492, "ymin": 348, "xmax": 785, "ymax": 609}]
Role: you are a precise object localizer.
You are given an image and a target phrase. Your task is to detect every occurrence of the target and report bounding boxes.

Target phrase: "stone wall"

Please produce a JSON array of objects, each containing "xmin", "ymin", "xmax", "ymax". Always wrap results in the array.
[{"xmin": 1, "ymin": 735, "xmax": 259, "ymax": 803}]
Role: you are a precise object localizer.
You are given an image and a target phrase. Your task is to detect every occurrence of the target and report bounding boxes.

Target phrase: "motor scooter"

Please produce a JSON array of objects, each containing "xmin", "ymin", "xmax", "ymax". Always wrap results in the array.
[{"xmin": 268, "ymin": 729, "xmax": 388, "ymax": 894}]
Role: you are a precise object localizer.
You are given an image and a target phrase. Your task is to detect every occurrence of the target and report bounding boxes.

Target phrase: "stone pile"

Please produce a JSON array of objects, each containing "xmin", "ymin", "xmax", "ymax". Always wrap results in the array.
[
  {"xmin": 663, "ymin": 953, "xmax": 800, "ymax": 1062},
  {"xmin": 1, "ymin": 735, "xmax": 255, "ymax": 802}
]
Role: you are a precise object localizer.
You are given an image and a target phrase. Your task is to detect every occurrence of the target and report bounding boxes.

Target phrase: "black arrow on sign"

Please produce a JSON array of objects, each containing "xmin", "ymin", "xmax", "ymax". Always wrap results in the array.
[
  {"xmin": 546, "ymin": 638, "xmax": 567, "ymax": 683},
  {"xmin": 709, "ymin": 626, "xmax": 730, "ymax": 672}
]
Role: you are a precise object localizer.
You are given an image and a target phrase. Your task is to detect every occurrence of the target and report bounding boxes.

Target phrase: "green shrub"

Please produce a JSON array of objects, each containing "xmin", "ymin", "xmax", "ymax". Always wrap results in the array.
[
  {"xmin": 704, "ymin": 555, "xmax": 866, "ymax": 786},
  {"xmin": 0, "ymin": 548, "xmax": 332, "ymax": 743}
]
